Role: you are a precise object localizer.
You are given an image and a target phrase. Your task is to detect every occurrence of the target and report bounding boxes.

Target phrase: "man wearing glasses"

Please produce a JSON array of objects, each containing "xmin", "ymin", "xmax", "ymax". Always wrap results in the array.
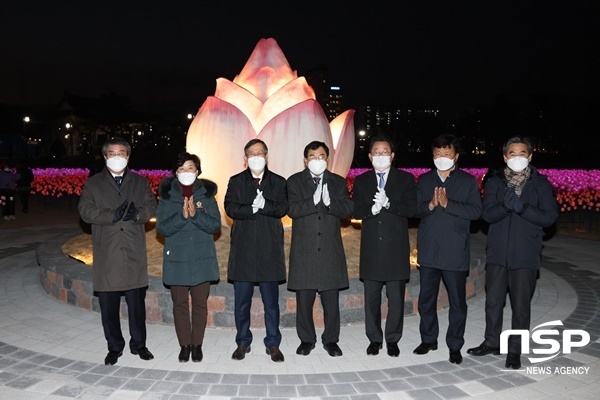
[
  {"xmin": 224, "ymin": 139, "xmax": 288, "ymax": 362},
  {"xmin": 351, "ymin": 135, "xmax": 417, "ymax": 357},
  {"xmin": 287, "ymin": 141, "xmax": 354, "ymax": 357}
]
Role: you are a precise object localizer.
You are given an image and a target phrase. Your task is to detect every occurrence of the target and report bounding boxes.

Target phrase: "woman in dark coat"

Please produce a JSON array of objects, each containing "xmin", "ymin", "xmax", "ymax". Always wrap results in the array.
[{"xmin": 156, "ymin": 152, "xmax": 221, "ymax": 363}]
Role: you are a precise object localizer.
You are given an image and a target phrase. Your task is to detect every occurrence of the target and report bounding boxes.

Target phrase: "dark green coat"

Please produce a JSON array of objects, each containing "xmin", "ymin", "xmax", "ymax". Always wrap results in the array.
[{"xmin": 156, "ymin": 177, "xmax": 221, "ymax": 286}]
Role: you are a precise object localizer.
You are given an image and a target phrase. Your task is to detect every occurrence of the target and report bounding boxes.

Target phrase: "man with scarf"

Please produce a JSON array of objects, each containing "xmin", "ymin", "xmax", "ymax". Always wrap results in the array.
[{"xmin": 467, "ymin": 136, "xmax": 559, "ymax": 370}]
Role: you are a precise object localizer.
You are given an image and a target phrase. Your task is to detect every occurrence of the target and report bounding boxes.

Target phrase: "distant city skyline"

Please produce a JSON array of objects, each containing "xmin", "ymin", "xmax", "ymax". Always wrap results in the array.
[{"xmin": 1, "ymin": 2, "xmax": 598, "ymax": 113}]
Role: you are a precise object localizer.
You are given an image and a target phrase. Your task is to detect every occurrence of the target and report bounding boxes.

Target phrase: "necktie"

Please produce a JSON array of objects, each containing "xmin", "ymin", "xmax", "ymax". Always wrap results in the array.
[
  {"xmin": 313, "ymin": 177, "xmax": 321, "ymax": 186},
  {"xmin": 253, "ymin": 177, "xmax": 260, "ymax": 186},
  {"xmin": 114, "ymin": 176, "xmax": 123, "ymax": 187},
  {"xmin": 377, "ymin": 172, "xmax": 385, "ymax": 189}
]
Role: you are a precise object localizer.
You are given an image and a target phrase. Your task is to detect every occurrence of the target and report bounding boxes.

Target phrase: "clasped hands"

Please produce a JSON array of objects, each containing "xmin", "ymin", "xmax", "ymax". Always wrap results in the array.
[
  {"xmin": 313, "ymin": 181, "xmax": 331, "ymax": 207},
  {"xmin": 428, "ymin": 187, "xmax": 448, "ymax": 211},
  {"xmin": 182, "ymin": 195, "xmax": 197, "ymax": 218},
  {"xmin": 252, "ymin": 189, "xmax": 266, "ymax": 213},
  {"xmin": 371, "ymin": 187, "xmax": 389, "ymax": 215},
  {"xmin": 113, "ymin": 200, "xmax": 139, "ymax": 223},
  {"xmin": 504, "ymin": 186, "xmax": 524, "ymax": 213}
]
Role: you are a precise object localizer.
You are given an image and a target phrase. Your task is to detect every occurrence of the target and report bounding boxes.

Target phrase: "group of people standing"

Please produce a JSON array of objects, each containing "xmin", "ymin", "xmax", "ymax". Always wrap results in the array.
[
  {"xmin": 78, "ymin": 133, "xmax": 559, "ymax": 371},
  {"xmin": 0, "ymin": 161, "xmax": 34, "ymax": 219}
]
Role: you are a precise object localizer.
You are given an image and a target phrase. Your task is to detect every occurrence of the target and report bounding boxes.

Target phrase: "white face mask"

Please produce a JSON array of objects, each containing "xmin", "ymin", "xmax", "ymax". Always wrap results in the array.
[
  {"xmin": 372, "ymin": 156, "xmax": 391, "ymax": 170},
  {"xmin": 177, "ymin": 172, "xmax": 197, "ymax": 186},
  {"xmin": 434, "ymin": 157, "xmax": 455, "ymax": 171},
  {"xmin": 247, "ymin": 156, "xmax": 266, "ymax": 173},
  {"xmin": 106, "ymin": 156, "xmax": 128, "ymax": 172},
  {"xmin": 308, "ymin": 159, "xmax": 327, "ymax": 176},
  {"xmin": 507, "ymin": 156, "xmax": 529, "ymax": 172}
]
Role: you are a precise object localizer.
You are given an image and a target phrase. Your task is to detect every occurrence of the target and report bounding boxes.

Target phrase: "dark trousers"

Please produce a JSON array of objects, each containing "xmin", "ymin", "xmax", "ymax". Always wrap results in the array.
[
  {"xmin": 418, "ymin": 266, "xmax": 468, "ymax": 350},
  {"xmin": 18, "ymin": 188, "xmax": 31, "ymax": 212},
  {"xmin": 364, "ymin": 279, "xmax": 405, "ymax": 344},
  {"xmin": 295, "ymin": 289, "xmax": 340, "ymax": 344},
  {"xmin": 233, "ymin": 281, "xmax": 282, "ymax": 348},
  {"xmin": 170, "ymin": 282, "xmax": 210, "ymax": 347},
  {"xmin": 0, "ymin": 189, "xmax": 16, "ymax": 217},
  {"xmin": 97, "ymin": 287, "xmax": 147, "ymax": 352},
  {"xmin": 484, "ymin": 264, "xmax": 538, "ymax": 354}
]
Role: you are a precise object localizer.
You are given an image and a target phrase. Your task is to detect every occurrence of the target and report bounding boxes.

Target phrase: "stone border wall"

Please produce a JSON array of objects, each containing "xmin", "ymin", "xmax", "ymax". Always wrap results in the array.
[{"xmin": 37, "ymin": 231, "xmax": 486, "ymax": 328}]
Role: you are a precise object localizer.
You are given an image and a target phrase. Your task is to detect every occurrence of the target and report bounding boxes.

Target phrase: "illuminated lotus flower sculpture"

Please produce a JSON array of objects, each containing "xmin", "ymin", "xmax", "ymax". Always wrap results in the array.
[{"xmin": 186, "ymin": 38, "xmax": 355, "ymax": 226}]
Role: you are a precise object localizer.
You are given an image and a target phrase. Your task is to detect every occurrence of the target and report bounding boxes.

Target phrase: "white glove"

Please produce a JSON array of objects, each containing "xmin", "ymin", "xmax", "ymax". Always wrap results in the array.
[
  {"xmin": 322, "ymin": 183, "xmax": 331, "ymax": 207},
  {"xmin": 252, "ymin": 189, "xmax": 265, "ymax": 213},
  {"xmin": 373, "ymin": 187, "xmax": 388, "ymax": 208},
  {"xmin": 313, "ymin": 180, "xmax": 323, "ymax": 206},
  {"xmin": 371, "ymin": 202, "xmax": 382, "ymax": 215}
]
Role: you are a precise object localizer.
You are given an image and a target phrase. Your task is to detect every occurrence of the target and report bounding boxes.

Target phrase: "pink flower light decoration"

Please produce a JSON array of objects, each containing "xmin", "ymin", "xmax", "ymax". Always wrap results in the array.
[
  {"xmin": 24, "ymin": 168, "xmax": 600, "ymax": 214},
  {"xmin": 186, "ymin": 38, "xmax": 356, "ymax": 226}
]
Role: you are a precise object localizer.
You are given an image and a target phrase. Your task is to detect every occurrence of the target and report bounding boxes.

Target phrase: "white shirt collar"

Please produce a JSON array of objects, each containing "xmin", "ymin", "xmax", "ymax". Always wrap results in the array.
[{"xmin": 252, "ymin": 171, "xmax": 264, "ymax": 181}]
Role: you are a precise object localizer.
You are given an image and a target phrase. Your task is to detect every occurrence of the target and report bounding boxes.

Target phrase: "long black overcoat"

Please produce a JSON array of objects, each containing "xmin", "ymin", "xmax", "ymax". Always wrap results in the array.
[
  {"xmin": 352, "ymin": 168, "xmax": 417, "ymax": 281},
  {"xmin": 287, "ymin": 169, "xmax": 353, "ymax": 291},
  {"xmin": 224, "ymin": 167, "xmax": 288, "ymax": 283}
]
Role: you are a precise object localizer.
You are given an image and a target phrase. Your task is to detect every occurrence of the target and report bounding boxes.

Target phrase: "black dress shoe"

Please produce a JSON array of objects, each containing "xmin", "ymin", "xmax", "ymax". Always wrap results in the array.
[
  {"xmin": 131, "ymin": 347, "xmax": 154, "ymax": 360},
  {"xmin": 232, "ymin": 345, "xmax": 251, "ymax": 360},
  {"xmin": 366, "ymin": 342, "xmax": 382, "ymax": 355},
  {"xmin": 179, "ymin": 345, "xmax": 191, "ymax": 363},
  {"xmin": 413, "ymin": 342, "xmax": 438, "ymax": 355},
  {"xmin": 296, "ymin": 342, "xmax": 315, "ymax": 356},
  {"xmin": 323, "ymin": 342, "xmax": 343, "ymax": 357},
  {"xmin": 466, "ymin": 342, "xmax": 500, "ymax": 356},
  {"xmin": 449, "ymin": 349, "xmax": 463, "ymax": 364},
  {"xmin": 387, "ymin": 342, "xmax": 400, "ymax": 357},
  {"xmin": 266, "ymin": 346, "xmax": 284, "ymax": 362},
  {"xmin": 505, "ymin": 352, "xmax": 521, "ymax": 369},
  {"xmin": 104, "ymin": 351, "xmax": 122, "ymax": 365},
  {"xmin": 191, "ymin": 345, "xmax": 203, "ymax": 362}
]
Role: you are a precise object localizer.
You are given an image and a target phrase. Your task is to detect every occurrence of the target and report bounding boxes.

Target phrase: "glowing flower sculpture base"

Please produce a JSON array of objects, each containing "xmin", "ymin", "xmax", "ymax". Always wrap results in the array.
[{"xmin": 186, "ymin": 38, "xmax": 355, "ymax": 226}]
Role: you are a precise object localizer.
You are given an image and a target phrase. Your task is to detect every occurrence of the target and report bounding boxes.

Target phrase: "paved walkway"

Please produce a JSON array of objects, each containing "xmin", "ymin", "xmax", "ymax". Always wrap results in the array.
[{"xmin": 1, "ymin": 197, "xmax": 599, "ymax": 399}]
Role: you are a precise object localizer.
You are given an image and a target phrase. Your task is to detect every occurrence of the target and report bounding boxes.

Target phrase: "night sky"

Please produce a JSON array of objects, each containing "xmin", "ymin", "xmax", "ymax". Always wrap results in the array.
[{"xmin": 2, "ymin": 1, "xmax": 598, "ymax": 114}]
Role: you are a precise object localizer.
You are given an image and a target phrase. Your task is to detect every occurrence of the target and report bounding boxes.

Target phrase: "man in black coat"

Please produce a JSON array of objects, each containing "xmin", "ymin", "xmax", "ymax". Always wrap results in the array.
[
  {"xmin": 413, "ymin": 134, "xmax": 482, "ymax": 365},
  {"xmin": 224, "ymin": 139, "xmax": 288, "ymax": 363},
  {"xmin": 287, "ymin": 141, "xmax": 354, "ymax": 357},
  {"xmin": 467, "ymin": 136, "xmax": 559, "ymax": 370},
  {"xmin": 352, "ymin": 135, "xmax": 417, "ymax": 357}
]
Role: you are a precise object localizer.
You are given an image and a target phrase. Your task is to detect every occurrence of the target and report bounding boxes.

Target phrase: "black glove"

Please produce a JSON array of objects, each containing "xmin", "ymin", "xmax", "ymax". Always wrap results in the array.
[
  {"xmin": 122, "ymin": 201, "xmax": 139, "ymax": 222},
  {"xmin": 113, "ymin": 200, "xmax": 128, "ymax": 222},
  {"xmin": 504, "ymin": 187, "xmax": 524, "ymax": 213},
  {"xmin": 510, "ymin": 190, "xmax": 524, "ymax": 213},
  {"xmin": 503, "ymin": 187, "xmax": 514, "ymax": 211}
]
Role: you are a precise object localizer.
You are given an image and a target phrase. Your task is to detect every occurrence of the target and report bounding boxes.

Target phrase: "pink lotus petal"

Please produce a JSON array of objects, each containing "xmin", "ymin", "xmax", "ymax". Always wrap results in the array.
[
  {"xmin": 330, "ymin": 110, "xmax": 355, "ymax": 177},
  {"xmin": 256, "ymin": 77, "xmax": 316, "ymax": 133},
  {"xmin": 234, "ymin": 38, "xmax": 297, "ymax": 102},
  {"xmin": 258, "ymin": 99, "xmax": 331, "ymax": 179},
  {"xmin": 186, "ymin": 97, "xmax": 255, "ymax": 225},
  {"xmin": 214, "ymin": 78, "xmax": 263, "ymax": 129}
]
